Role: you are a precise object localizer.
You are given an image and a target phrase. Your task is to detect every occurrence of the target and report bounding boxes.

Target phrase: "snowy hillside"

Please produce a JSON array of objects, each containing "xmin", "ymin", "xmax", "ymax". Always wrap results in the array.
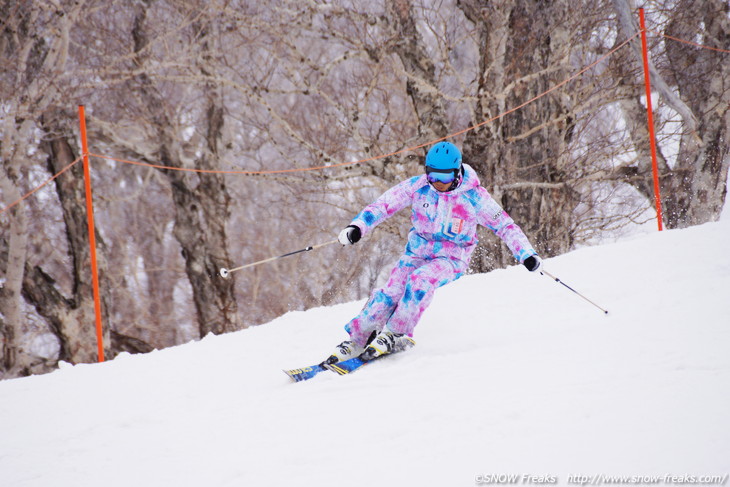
[{"xmin": 1, "ymin": 219, "xmax": 729, "ymax": 487}]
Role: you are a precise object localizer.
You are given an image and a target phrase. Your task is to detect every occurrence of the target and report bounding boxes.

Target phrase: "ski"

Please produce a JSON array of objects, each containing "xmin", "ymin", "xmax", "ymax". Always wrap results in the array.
[
  {"xmin": 324, "ymin": 336, "xmax": 415, "ymax": 376},
  {"xmin": 323, "ymin": 355, "xmax": 373, "ymax": 375},
  {"xmin": 283, "ymin": 363, "xmax": 329, "ymax": 382},
  {"xmin": 284, "ymin": 335, "xmax": 416, "ymax": 381}
]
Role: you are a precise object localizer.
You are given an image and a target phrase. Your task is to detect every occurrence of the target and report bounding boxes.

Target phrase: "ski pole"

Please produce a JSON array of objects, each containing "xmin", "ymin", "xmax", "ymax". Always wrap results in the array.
[
  {"xmin": 219, "ymin": 239, "xmax": 338, "ymax": 278},
  {"xmin": 541, "ymin": 268, "xmax": 609, "ymax": 315}
]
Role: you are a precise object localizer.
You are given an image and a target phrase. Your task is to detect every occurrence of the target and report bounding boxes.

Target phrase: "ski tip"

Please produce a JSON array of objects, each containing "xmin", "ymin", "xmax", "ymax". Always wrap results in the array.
[
  {"xmin": 283, "ymin": 364, "xmax": 328, "ymax": 382},
  {"xmin": 283, "ymin": 368, "xmax": 311, "ymax": 382},
  {"xmin": 282, "ymin": 369, "xmax": 298, "ymax": 382}
]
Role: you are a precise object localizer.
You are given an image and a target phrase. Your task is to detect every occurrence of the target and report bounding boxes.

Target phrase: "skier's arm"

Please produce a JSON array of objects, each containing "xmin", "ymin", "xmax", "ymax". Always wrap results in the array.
[
  {"xmin": 349, "ymin": 177, "xmax": 419, "ymax": 237},
  {"xmin": 475, "ymin": 188, "xmax": 537, "ymax": 264}
]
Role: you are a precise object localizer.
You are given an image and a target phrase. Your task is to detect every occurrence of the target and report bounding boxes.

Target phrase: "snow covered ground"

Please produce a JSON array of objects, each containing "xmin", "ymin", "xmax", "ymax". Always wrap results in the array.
[{"xmin": 1, "ymin": 218, "xmax": 729, "ymax": 487}]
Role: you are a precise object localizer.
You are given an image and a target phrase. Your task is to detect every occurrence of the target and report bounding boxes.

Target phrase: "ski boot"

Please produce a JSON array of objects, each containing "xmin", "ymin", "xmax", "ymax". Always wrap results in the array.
[
  {"xmin": 325, "ymin": 340, "xmax": 364, "ymax": 365},
  {"xmin": 360, "ymin": 329, "xmax": 415, "ymax": 362}
]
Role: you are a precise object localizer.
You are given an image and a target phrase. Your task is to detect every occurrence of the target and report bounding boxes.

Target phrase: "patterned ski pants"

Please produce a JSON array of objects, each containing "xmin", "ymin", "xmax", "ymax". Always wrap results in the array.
[{"xmin": 345, "ymin": 255, "xmax": 464, "ymax": 346}]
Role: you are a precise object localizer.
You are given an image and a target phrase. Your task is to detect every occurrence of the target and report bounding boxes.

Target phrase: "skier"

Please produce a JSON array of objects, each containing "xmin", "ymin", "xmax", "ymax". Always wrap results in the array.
[{"xmin": 329, "ymin": 141, "xmax": 542, "ymax": 364}]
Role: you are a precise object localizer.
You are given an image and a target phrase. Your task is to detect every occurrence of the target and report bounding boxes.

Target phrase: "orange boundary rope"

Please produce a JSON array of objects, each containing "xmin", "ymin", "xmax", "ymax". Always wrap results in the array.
[
  {"xmin": 4, "ymin": 29, "xmax": 727, "ymax": 215},
  {"xmin": 656, "ymin": 31, "xmax": 730, "ymax": 54},
  {"xmin": 89, "ymin": 33, "xmax": 640, "ymax": 176},
  {"xmin": 1, "ymin": 156, "xmax": 82, "ymax": 215}
]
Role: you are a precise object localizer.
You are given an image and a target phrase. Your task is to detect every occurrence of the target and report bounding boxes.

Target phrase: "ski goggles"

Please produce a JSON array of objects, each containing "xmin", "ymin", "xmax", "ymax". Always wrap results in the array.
[{"xmin": 425, "ymin": 167, "xmax": 459, "ymax": 184}]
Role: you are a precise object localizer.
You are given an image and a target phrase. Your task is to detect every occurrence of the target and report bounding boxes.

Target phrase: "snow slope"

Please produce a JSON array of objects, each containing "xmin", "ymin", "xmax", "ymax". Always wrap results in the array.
[{"xmin": 1, "ymin": 220, "xmax": 729, "ymax": 487}]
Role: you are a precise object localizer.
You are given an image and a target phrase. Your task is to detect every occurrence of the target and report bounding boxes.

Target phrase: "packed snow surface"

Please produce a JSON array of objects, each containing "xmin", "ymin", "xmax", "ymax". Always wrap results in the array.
[{"xmin": 1, "ymin": 219, "xmax": 729, "ymax": 486}]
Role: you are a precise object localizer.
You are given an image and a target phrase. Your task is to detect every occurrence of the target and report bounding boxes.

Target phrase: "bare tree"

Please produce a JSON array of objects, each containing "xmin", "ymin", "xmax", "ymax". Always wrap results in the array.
[
  {"xmin": 2, "ymin": 0, "xmax": 727, "ymax": 379},
  {"xmin": 1, "ymin": 1, "xmax": 113, "ymax": 374},
  {"xmin": 612, "ymin": 0, "xmax": 730, "ymax": 228},
  {"xmin": 453, "ymin": 0, "xmax": 583, "ymax": 270}
]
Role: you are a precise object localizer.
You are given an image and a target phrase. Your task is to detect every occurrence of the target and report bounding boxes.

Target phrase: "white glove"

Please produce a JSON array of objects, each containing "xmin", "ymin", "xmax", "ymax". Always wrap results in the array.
[{"xmin": 338, "ymin": 225, "xmax": 362, "ymax": 245}]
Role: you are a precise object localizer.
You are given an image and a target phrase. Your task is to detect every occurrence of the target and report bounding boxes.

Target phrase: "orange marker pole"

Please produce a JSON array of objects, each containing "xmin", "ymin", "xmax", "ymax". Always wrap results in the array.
[
  {"xmin": 78, "ymin": 105, "xmax": 105, "ymax": 362},
  {"xmin": 639, "ymin": 8, "xmax": 664, "ymax": 231}
]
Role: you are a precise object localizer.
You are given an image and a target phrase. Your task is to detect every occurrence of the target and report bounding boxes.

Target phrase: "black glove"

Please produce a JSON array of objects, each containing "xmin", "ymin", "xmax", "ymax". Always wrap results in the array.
[
  {"xmin": 523, "ymin": 255, "xmax": 542, "ymax": 272},
  {"xmin": 338, "ymin": 225, "xmax": 362, "ymax": 245}
]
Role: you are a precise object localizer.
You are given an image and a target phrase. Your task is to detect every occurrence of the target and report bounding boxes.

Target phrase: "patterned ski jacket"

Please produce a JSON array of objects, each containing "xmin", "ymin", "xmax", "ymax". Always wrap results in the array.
[{"xmin": 350, "ymin": 164, "xmax": 537, "ymax": 271}]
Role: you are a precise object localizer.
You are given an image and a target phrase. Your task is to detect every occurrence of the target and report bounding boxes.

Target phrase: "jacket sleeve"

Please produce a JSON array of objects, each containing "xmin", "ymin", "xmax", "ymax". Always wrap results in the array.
[
  {"xmin": 474, "ymin": 187, "xmax": 537, "ymax": 263},
  {"xmin": 350, "ymin": 177, "xmax": 419, "ymax": 236}
]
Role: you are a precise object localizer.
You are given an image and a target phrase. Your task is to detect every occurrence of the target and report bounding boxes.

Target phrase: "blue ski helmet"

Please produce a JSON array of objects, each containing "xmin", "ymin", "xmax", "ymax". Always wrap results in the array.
[
  {"xmin": 425, "ymin": 142, "xmax": 463, "ymax": 191},
  {"xmin": 425, "ymin": 141, "xmax": 462, "ymax": 171}
]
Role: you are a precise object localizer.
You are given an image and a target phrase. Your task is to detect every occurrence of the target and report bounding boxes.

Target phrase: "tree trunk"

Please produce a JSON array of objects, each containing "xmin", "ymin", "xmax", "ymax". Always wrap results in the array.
[
  {"xmin": 140, "ymin": 228, "xmax": 177, "ymax": 344},
  {"xmin": 612, "ymin": 0, "xmax": 730, "ymax": 228},
  {"xmin": 131, "ymin": 3, "xmax": 239, "ymax": 336},
  {"xmin": 386, "ymin": 0, "xmax": 450, "ymax": 142},
  {"xmin": 31, "ymin": 120, "xmax": 110, "ymax": 363},
  {"xmin": 458, "ymin": 0, "xmax": 579, "ymax": 271},
  {"xmin": 0, "ymin": 123, "xmax": 31, "ymax": 374},
  {"xmin": 662, "ymin": 0, "xmax": 730, "ymax": 227}
]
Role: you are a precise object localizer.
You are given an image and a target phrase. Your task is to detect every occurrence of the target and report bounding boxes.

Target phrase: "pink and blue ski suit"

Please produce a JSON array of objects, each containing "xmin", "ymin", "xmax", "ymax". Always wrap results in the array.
[{"xmin": 345, "ymin": 164, "xmax": 537, "ymax": 346}]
